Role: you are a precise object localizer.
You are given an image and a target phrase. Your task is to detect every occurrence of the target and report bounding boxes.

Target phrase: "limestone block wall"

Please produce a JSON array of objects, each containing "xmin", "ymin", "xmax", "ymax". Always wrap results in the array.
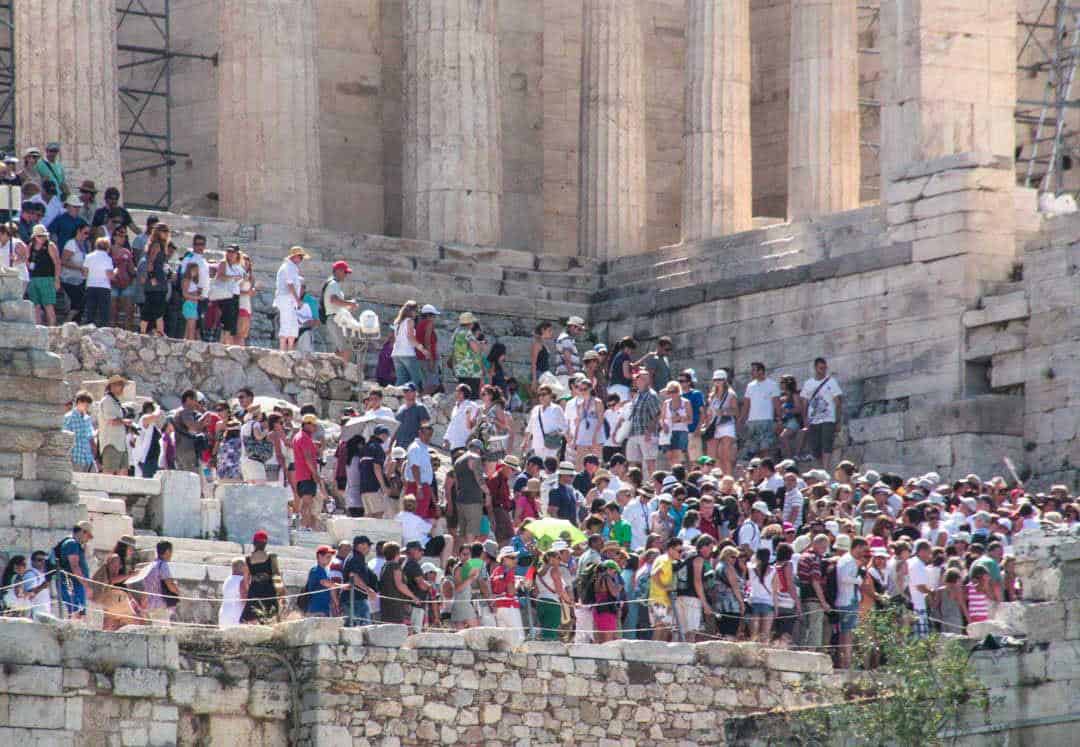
[{"xmin": 0, "ymin": 617, "xmax": 844, "ymax": 746}]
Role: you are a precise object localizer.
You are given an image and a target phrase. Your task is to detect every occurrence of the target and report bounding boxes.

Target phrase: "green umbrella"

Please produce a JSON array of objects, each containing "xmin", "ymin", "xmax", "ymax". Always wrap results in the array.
[{"xmin": 524, "ymin": 518, "xmax": 587, "ymax": 549}]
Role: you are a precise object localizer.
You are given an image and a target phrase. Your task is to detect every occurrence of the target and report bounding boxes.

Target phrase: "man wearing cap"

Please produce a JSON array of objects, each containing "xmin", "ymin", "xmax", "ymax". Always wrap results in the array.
[
  {"xmin": 402, "ymin": 540, "xmax": 434, "ymax": 632},
  {"xmin": 780, "ymin": 468, "xmax": 805, "ymax": 530},
  {"xmin": 548, "ymin": 461, "xmax": 583, "ymax": 522},
  {"xmin": 36, "ymin": 142, "xmax": 67, "ymax": 197},
  {"xmin": 342, "ymin": 536, "xmax": 378, "ymax": 626},
  {"xmin": 555, "ymin": 316, "xmax": 586, "ymax": 386},
  {"xmin": 47, "ymin": 191, "xmax": 87, "ymax": 255},
  {"xmin": 320, "ymin": 261, "xmax": 359, "ymax": 361},
  {"xmin": 391, "ymin": 382, "xmax": 431, "ymax": 454},
  {"xmin": 294, "ymin": 413, "xmax": 325, "ymax": 530},
  {"xmin": 738, "ymin": 500, "xmax": 770, "ymax": 552},
  {"xmin": 98, "ymin": 375, "xmax": 132, "ymax": 476},
  {"xmin": 58, "ymin": 521, "xmax": 95, "ymax": 619},
  {"xmin": 75, "ymin": 180, "xmax": 98, "ymax": 224},
  {"xmin": 354, "ymin": 425, "xmax": 391, "ymax": 517},
  {"xmin": 452, "ymin": 440, "xmax": 493, "ymax": 550},
  {"xmin": 274, "ymin": 246, "xmax": 308, "ymax": 351},
  {"xmin": 416, "ymin": 303, "xmax": 441, "ymax": 394}
]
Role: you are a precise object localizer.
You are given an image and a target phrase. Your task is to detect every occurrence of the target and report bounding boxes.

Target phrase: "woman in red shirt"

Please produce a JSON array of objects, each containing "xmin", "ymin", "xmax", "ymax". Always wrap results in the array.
[
  {"xmin": 416, "ymin": 304, "xmax": 440, "ymax": 394},
  {"xmin": 490, "ymin": 547, "xmax": 523, "ymax": 645}
]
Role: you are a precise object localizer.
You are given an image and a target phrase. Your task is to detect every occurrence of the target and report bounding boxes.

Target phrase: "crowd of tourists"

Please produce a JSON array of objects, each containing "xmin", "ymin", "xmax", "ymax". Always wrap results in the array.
[{"xmin": 0, "ymin": 336, "xmax": 1072, "ymax": 672}]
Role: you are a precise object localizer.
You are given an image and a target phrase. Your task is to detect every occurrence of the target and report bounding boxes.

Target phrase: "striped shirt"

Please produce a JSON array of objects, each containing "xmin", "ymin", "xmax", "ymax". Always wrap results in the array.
[{"xmin": 966, "ymin": 583, "xmax": 990, "ymax": 623}]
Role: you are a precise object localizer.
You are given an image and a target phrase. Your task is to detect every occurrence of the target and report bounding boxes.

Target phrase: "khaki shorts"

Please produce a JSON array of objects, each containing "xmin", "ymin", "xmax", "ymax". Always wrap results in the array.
[
  {"xmin": 240, "ymin": 457, "xmax": 266, "ymax": 482},
  {"xmin": 626, "ymin": 435, "xmax": 658, "ymax": 465},
  {"xmin": 325, "ymin": 315, "xmax": 349, "ymax": 352},
  {"xmin": 457, "ymin": 502, "xmax": 484, "ymax": 540},
  {"xmin": 101, "ymin": 445, "xmax": 129, "ymax": 474},
  {"xmin": 650, "ymin": 603, "xmax": 675, "ymax": 628},
  {"xmin": 676, "ymin": 596, "xmax": 703, "ymax": 635},
  {"xmin": 361, "ymin": 491, "xmax": 386, "ymax": 516}
]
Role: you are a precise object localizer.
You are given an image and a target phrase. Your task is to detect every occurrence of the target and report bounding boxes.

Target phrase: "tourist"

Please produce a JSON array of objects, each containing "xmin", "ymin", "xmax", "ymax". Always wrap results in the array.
[
  {"xmin": 216, "ymin": 244, "xmax": 246, "ymax": 345},
  {"xmin": 567, "ymin": 378, "xmax": 604, "ymax": 469},
  {"xmin": 241, "ymin": 531, "xmax": 283, "ymax": 623},
  {"xmin": 404, "ymin": 422, "xmax": 436, "ymax": 518},
  {"xmin": 36, "ymin": 142, "xmax": 67, "ymax": 196},
  {"xmin": 303, "ymin": 546, "xmax": 341, "ymax": 618},
  {"xmin": 450, "ymin": 311, "xmax": 485, "ymax": 396},
  {"xmin": 648, "ymin": 537, "xmax": 682, "ymax": 642},
  {"xmin": 389, "ymin": 299, "xmax": 425, "ymax": 387},
  {"xmin": 26, "ymin": 223, "xmax": 60, "ymax": 325},
  {"xmin": 57, "ymin": 521, "xmax": 95, "ymax": 620},
  {"xmin": 659, "ymin": 381, "xmax": 690, "ymax": 468},
  {"xmin": 416, "ymin": 303, "xmax": 441, "ymax": 393},
  {"xmin": 180, "ymin": 262, "xmax": 202, "ymax": 340},
  {"xmin": 341, "ymin": 536, "xmax": 378, "ymax": 626},
  {"xmin": 39, "ymin": 179, "xmax": 63, "ymax": 226},
  {"xmin": 109, "ymin": 222, "xmax": 137, "ymax": 329},
  {"xmin": 907, "ymin": 539, "xmax": 934, "ymax": 639},
  {"xmin": 704, "ymin": 369, "xmax": 739, "ymax": 476},
  {"xmin": 293, "ymin": 413, "xmax": 324, "ymax": 531},
  {"xmin": 215, "ymin": 418, "xmax": 243, "ymax": 482},
  {"xmin": 17, "ymin": 147, "xmax": 40, "ymax": 187},
  {"xmin": 529, "ymin": 321, "xmax": 555, "ymax": 392},
  {"xmin": 376, "ymin": 542, "xmax": 412, "ymax": 625},
  {"xmin": 452, "ymin": 440, "xmax": 492, "ymax": 549},
  {"xmin": 1, "ymin": 555, "xmax": 30, "ymax": 616},
  {"xmin": 92, "ymin": 553, "xmax": 141, "ymax": 631},
  {"xmin": 391, "ymin": 382, "xmax": 431, "ymax": 453},
  {"xmin": 56, "ymin": 204, "xmax": 89, "ymax": 321},
  {"xmin": 801, "ymin": 357, "xmax": 844, "ymax": 470},
  {"xmin": 397, "ymin": 493, "xmax": 451, "ymax": 566},
  {"xmin": 236, "ymin": 253, "xmax": 256, "ymax": 345},
  {"xmin": 607, "ymin": 337, "xmax": 637, "ymax": 402},
  {"xmin": 98, "ymin": 375, "xmax": 131, "ymax": 476},
  {"xmin": 525, "ymin": 385, "xmax": 568, "ymax": 461},
  {"xmin": 63, "ymin": 391, "xmax": 96, "ymax": 473},
  {"xmin": 219, "ymin": 558, "xmax": 248, "ymax": 628},
  {"xmin": 173, "ymin": 389, "xmax": 208, "ymax": 473},
  {"xmin": 0, "ymin": 222, "xmax": 28, "ymax": 293},
  {"xmin": 625, "ymin": 369, "xmax": 662, "ymax": 475},
  {"xmin": 274, "ymin": 246, "xmax": 308, "ymax": 351},
  {"xmin": 534, "ymin": 549, "xmax": 570, "ymax": 640},
  {"xmin": 139, "ymin": 541, "xmax": 178, "ymax": 623},
  {"xmin": 555, "ymin": 315, "xmax": 585, "ymax": 387},
  {"xmin": 139, "ymin": 222, "xmax": 170, "ymax": 336},
  {"xmin": 321, "ymin": 261, "xmax": 359, "ymax": 361},
  {"xmin": 637, "ymin": 336, "xmax": 673, "ymax": 391},
  {"xmin": 443, "ymin": 383, "xmax": 479, "ymax": 453}
]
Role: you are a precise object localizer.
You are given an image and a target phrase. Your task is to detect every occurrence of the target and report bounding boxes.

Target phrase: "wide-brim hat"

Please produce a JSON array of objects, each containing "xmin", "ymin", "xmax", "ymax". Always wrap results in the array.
[
  {"xmin": 106, "ymin": 374, "xmax": 128, "ymax": 387},
  {"xmin": 523, "ymin": 478, "xmax": 542, "ymax": 494},
  {"xmin": 566, "ymin": 316, "xmax": 587, "ymax": 328},
  {"xmin": 64, "ymin": 195, "xmax": 82, "ymax": 208},
  {"xmin": 286, "ymin": 246, "xmax": 311, "ymax": 260},
  {"xmin": 458, "ymin": 311, "xmax": 476, "ymax": 325},
  {"xmin": 23, "ymin": 147, "xmax": 40, "ymax": 157},
  {"xmin": 31, "ymin": 223, "xmax": 49, "ymax": 238},
  {"xmin": 79, "ymin": 179, "xmax": 97, "ymax": 194}
]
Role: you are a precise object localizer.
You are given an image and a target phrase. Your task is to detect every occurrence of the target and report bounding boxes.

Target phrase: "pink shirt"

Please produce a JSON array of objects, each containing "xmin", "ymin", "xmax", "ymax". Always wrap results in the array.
[
  {"xmin": 966, "ymin": 583, "xmax": 990, "ymax": 623},
  {"xmin": 292, "ymin": 430, "xmax": 318, "ymax": 482}
]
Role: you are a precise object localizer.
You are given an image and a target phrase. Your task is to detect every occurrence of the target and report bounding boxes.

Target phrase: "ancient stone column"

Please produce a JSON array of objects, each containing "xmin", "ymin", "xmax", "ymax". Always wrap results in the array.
[
  {"xmin": 402, "ymin": 0, "xmax": 501, "ymax": 246},
  {"xmin": 578, "ymin": 0, "xmax": 647, "ymax": 260},
  {"xmin": 787, "ymin": 0, "xmax": 860, "ymax": 220},
  {"xmin": 14, "ymin": 0, "xmax": 122, "ymax": 191},
  {"xmin": 218, "ymin": 0, "xmax": 323, "ymax": 227},
  {"xmin": 682, "ymin": 0, "xmax": 752, "ymax": 241}
]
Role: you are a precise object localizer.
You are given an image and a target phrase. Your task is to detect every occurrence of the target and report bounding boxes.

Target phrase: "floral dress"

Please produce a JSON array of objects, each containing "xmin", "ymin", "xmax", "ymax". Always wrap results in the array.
[{"xmin": 216, "ymin": 434, "xmax": 242, "ymax": 479}]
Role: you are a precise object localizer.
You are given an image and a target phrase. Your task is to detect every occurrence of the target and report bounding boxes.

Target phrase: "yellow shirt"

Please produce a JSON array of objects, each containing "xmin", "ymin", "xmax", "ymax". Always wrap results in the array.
[{"xmin": 649, "ymin": 555, "xmax": 675, "ymax": 607}]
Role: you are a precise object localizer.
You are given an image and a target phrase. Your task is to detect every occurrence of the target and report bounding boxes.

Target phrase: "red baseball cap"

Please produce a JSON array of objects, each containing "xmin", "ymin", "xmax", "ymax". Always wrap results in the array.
[
  {"xmin": 316, "ymin": 545, "xmax": 334, "ymax": 556},
  {"xmin": 332, "ymin": 261, "xmax": 352, "ymax": 274},
  {"xmin": 252, "ymin": 530, "xmax": 269, "ymax": 544}
]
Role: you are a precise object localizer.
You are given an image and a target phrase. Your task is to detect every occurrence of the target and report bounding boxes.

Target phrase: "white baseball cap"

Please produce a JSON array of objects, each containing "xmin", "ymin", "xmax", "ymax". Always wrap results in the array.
[
  {"xmin": 712, "ymin": 369, "xmax": 727, "ymax": 381},
  {"xmin": 420, "ymin": 304, "xmax": 440, "ymax": 315},
  {"xmin": 751, "ymin": 501, "xmax": 770, "ymax": 515}
]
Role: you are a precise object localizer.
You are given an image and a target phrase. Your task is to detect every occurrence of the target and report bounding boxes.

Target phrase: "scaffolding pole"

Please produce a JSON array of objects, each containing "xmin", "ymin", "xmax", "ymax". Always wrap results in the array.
[
  {"xmin": 0, "ymin": 1, "xmax": 14, "ymax": 155},
  {"xmin": 1016, "ymin": 0, "xmax": 1080, "ymax": 193}
]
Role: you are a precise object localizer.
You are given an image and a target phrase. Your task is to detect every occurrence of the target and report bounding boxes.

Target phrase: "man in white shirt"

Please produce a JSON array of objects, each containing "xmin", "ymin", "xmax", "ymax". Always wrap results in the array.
[
  {"xmin": 737, "ymin": 501, "xmax": 770, "ymax": 552},
  {"xmin": 322, "ymin": 260, "xmax": 359, "ymax": 362},
  {"xmin": 834, "ymin": 536, "xmax": 866, "ymax": 668},
  {"xmin": 907, "ymin": 540, "xmax": 933, "ymax": 639},
  {"xmin": 443, "ymin": 383, "xmax": 480, "ymax": 452},
  {"xmin": 753, "ymin": 458, "xmax": 786, "ymax": 494},
  {"xmin": 274, "ymin": 246, "xmax": 308, "ymax": 351},
  {"xmin": 780, "ymin": 469, "xmax": 805, "ymax": 530},
  {"xmin": 800, "ymin": 357, "xmax": 843, "ymax": 470},
  {"xmin": 625, "ymin": 488, "xmax": 653, "ymax": 551},
  {"xmin": 740, "ymin": 362, "xmax": 780, "ymax": 460},
  {"xmin": 82, "ymin": 237, "xmax": 115, "ymax": 327}
]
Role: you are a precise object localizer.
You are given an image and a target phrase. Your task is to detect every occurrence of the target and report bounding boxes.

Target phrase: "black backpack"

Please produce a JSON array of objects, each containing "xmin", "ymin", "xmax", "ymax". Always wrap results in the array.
[
  {"xmin": 822, "ymin": 557, "xmax": 840, "ymax": 608},
  {"xmin": 575, "ymin": 562, "xmax": 600, "ymax": 604},
  {"xmin": 675, "ymin": 551, "xmax": 698, "ymax": 595},
  {"xmin": 317, "ymin": 279, "xmax": 332, "ymax": 324},
  {"xmin": 47, "ymin": 537, "xmax": 72, "ymax": 574}
]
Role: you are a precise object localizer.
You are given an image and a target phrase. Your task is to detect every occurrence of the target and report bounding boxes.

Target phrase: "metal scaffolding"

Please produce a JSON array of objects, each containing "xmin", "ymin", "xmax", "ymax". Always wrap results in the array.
[
  {"xmin": 117, "ymin": 0, "xmax": 213, "ymax": 210},
  {"xmin": 0, "ymin": 2, "xmax": 14, "ymax": 155},
  {"xmin": 1017, "ymin": 0, "xmax": 1080, "ymax": 193}
]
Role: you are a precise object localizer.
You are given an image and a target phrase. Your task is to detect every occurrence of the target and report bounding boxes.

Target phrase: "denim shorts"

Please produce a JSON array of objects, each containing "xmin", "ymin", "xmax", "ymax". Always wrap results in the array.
[
  {"xmin": 750, "ymin": 602, "xmax": 774, "ymax": 617},
  {"xmin": 837, "ymin": 602, "xmax": 860, "ymax": 633},
  {"xmin": 662, "ymin": 431, "xmax": 689, "ymax": 451},
  {"xmin": 112, "ymin": 284, "xmax": 138, "ymax": 300}
]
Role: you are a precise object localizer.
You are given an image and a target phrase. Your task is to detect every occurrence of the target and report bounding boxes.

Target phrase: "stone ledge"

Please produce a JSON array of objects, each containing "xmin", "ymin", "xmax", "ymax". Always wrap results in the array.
[{"xmin": 72, "ymin": 472, "xmax": 161, "ymax": 497}]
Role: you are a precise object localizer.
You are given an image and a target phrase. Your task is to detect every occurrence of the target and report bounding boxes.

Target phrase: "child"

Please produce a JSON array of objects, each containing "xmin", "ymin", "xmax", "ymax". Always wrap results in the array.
[
  {"xmin": 219, "ymin": 558, "xmax": 248, "ymax": 627},
  {"xmin": 181, "ymin": 262, "xmax": 201, "ymax": 340},
  {"xmin": 966, "ymin": 565, "xmax": 992, "ymax": 625},
  {"xmin": 934, "ymin": 567, "xmax": 967, "ymax": 634}
]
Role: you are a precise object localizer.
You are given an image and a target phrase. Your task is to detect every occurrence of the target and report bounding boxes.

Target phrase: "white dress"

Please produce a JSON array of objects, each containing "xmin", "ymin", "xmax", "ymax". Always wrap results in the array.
[{"xmin": 218, "ymin": 574, "xmax": 245, "ymax": 627}]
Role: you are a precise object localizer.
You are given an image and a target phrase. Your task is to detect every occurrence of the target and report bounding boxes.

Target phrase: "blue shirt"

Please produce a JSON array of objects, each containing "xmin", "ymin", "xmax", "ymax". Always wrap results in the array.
[
  {"xmin": 548, "ymin": 484, "xmax": 579, "ymax": 522},
  {"xmin": 63, "ymin": 409, "xmax": 95, "ymax": 466},
  {"xmin": 47, "ymin": 212, "xmax": 87, "ymax": 252},
  {"xmin": 685, "ymin": 389, "xmax": 705, "ymax": 433},
  {"xmin": 306, "ymin": 565, "xmax": 332, "ymax": 615},
  {"xmin": 59, "ymin": 537, "xmax": 89, "ymax": 579}
]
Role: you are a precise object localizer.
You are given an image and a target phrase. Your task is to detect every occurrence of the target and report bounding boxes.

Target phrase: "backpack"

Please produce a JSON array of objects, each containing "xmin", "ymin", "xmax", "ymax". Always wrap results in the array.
[
  {"xmin": 575, "ymin": 562, "xmax": 600, "ymax": 605},
  {"xmin": 317, "ymin": 279, "xmax": 332, "ymax": 324},
  {"xmin": 822, "ymin": 557, "xmax": 840, "ymax": 608},
  {"xmin": 298, "ymin": 571, "xmax": 315, "ymax": 612},
  {"xmin": 48, "ymin": 537, "xmax": 72, "ymax": 574},
  {"xmin": 675, "ymin": 551, "xmax": 698, "ymax": 595}
]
